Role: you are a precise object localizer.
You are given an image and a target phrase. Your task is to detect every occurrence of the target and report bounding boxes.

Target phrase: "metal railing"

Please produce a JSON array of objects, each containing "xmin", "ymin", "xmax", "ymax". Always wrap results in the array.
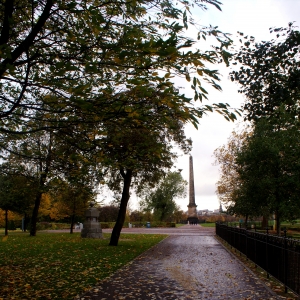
[{"xmin": 216, "ymin": 222, "xmax": 300, "ymax": 296}]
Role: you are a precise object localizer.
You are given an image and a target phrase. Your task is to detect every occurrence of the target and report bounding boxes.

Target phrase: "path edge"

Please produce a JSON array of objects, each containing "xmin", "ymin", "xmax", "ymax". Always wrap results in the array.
[
  {"xmin": 74, "ymin": 234, "xmax": 170, "ymax": 300},
  {"xmin": 214, "ymin": 235, "xmax": 280, "ymax": 299}
]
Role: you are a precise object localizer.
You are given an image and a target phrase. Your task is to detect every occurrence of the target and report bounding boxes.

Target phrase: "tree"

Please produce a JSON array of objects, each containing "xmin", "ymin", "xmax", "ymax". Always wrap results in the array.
[
  {"xmin": 0, "ymin": 166, "xmax": 37, "ymax": 235},
  {"xmin": 98, "ymin": 205, "xmax": 120, "ymax": 223},
  {"xmin": 235, "ymin": 115, "xmax": 300, "ymax": 233},
  {"xmin": 0, "ymin": 122, "xmax": 100, "ymax": 236},
  {"xmin": 0, "ymin": 0, "xmax": 236, "ymax": 136},
  {"xmin": 228, "ymin": 24, "xmax": 300, "ymax": 231},
  {"xmin": 172, "ymin": 206, "xmax": 187, "ymax": 223},
  {"xmin": 230, "ymin": 23, "xmax": 300, "ymax": 122},
  {"xmin": 49, "ymin": 178, "xmax": 94, "ymax": 233},
  {"xmin": 214, "ymin": 129, "xmax": 263, "ymax": 227},
  {"xmin": 101, "ymin": 117, "xmax": 189, "ymax": 245},
  {"xmin": 1, "ymin": 0, "xmax": 239, "ymax": 242},
  {"xmin": 213, "ymin": 130, "xmax": 250, "ymax": 206},
  {"xmin": 140, "ymin": 171, "xmax": 187, "ymax": 222}
]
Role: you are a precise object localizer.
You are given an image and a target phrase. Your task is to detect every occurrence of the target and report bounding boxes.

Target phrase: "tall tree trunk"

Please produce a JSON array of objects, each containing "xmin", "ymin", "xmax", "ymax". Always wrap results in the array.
[
  {"xmin": 276, "ymin": 212, "xmax": 281, "ymax": 235},
  {"xmin": 4, "ymin": 209, "xmax": 8, "ymax": 236},
  {"xmin": 245, "ymin": 214, "xmax": 248, "ymax": 229},
  {"xmin": 30, "ymin": 192, "xmax": 43, "ymax": 236},
  {"xmin": 24, "ymin": 213, "xmax": 28, "ymax": 232},
  {"xmin": 70, "ymin": 195, "xmax": 76, "ymax": 234},
  {"xmin": 70, "ymin": 213, "xmax": 75, "ymax": 234},
  {"xmin": 262, "ymin": 215, "xmax": 268, "ymax": 229},
  {"xmin": 30, "ymin": 136, "xmax": 52, "ymax": 236},
  {"xmin": 109, "ymin": 169, "xmax": 132, "ymax": 246}
]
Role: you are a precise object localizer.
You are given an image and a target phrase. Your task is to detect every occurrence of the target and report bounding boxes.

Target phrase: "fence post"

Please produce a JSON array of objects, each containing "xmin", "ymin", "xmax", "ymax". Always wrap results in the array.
[
  {"xmin": 283, "ymin": 228, "xmax": 288, "ymax": 293},
  {"xmin": 266, "ymin": 227, "xmax": 269, "ymax": 279},
  {"xmin": 254, "ymin": 228, "xmax": 257, "ymax": 268},
  {"xmin": 245, "ymin": 228, "xmax": 248, "ymax": 260}
]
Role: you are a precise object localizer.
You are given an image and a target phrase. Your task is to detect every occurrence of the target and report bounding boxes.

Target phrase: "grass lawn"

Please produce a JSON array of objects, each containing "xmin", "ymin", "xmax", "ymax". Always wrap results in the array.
[
  {"xmin": 200, "ymin": 223, "xmax": 216, "ymax": 227},
  {"xmin": 175, "ymin": 224, "xmax": 185, "ymax": 227},
  {"xmin": 0, "ymin": 232, "xmax": 166, "ymax": 299}
]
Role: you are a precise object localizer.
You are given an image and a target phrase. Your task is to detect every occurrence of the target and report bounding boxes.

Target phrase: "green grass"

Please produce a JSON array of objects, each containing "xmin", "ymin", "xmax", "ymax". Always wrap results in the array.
[
  {"xmin": 0, "ymin": 232, "xmax": 166, "ymax": 299},
  {"xmin": 200, "ymin": 223, "xmax": 216, "ymax": 227},
  {"xmin": 175, "ymin": 223, "xmax": 185, "ymax": 227}
]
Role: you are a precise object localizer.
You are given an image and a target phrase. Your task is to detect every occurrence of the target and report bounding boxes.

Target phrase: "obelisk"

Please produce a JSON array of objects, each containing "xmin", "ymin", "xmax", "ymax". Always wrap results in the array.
[{"xmin": 187, "ymin": 155, "xmax": 198, "ymax": 224}]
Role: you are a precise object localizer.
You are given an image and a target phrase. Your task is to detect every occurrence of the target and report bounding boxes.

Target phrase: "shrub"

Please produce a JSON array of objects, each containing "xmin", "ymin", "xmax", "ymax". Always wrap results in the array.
[
  {"xmin": 8, "ymin": 220, "xmax": 16, "ymax": 230},
  {"xmin": 100, "ymin": 222, "xmax": 115, "ymax": 229}
]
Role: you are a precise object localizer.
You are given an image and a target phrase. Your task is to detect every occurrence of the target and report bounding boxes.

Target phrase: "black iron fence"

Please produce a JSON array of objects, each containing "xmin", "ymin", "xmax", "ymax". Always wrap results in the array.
[{"xmin": 216, "ymin": 222, "xmax": 300, "ymax": 296}]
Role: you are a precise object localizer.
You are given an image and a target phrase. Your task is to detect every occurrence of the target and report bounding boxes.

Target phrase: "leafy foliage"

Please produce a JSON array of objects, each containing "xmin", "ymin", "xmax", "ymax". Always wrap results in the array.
[
  {"xmin": 0, "ymin": 0, "xmax": 239, "ymax": 243},
  {"xmin": 215, "ymin": 114, "xmax": 300, "ymax": 232},
  {"xmin": 140, "ymin": 171, "xmax": 187, "ymax": 221},
  {"xmin": 224, "ymin": 23, "xmax": 300, "ymax": 230},
  {"xmin": 0, "ymin": 0, "xmax": 236, "ymax": 135},
  {"xmin": 98, "ymin": 205, "xmax": 120, "ymax": 222},
  {"xmin": 214, "ymin": 130, "xmax": 251, "ymax": 207},
  {"xmin": 235, "ymin": 115, "xmax": 300, "ymax": 232},
  {"xmin": 230, "ymin": 23, "xmax": 300, "ymax": 122}
]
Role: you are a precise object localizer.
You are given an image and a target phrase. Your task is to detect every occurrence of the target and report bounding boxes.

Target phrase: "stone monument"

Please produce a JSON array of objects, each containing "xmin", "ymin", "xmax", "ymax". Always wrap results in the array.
[
  {"xmin": 187, "ymin": 155, "xmax": 198, "ymax": 224},
  {"xmin": 81, "ymin": 201, "xmax": 103, "ymax": 238}
]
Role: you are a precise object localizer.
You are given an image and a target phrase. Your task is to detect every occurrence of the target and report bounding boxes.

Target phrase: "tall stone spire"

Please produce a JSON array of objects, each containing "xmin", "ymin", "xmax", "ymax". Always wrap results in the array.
[
  {"xmin": 187, "ymin": 155, "xmax": 198, "ymax": 224},
  {"xmin": 189, "ymin": 155, "xmax": 196, "ymax": 206}
]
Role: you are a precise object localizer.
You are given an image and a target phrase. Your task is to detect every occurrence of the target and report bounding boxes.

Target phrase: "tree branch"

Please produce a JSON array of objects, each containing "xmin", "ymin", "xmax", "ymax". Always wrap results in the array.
[
  {"xmin": 0, "ymin": 0, "xmax": 14, "ymax": 46},
  {"xmin": 0, "ymin": 0, "xmax": 54, "ymax": 78}
]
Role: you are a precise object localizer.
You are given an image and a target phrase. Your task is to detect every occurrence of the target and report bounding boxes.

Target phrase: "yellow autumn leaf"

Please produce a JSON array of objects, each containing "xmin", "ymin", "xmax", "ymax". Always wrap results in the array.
[{"xmin": 113, "ymin": 57, "xmax": 121, "ymax": 64}]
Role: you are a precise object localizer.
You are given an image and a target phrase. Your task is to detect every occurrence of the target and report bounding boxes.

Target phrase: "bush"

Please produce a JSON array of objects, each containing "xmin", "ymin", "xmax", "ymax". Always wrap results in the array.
[
  {"xmin": 36, "ymin": 222, "xmax": 51, "ymax": 230},
  {"xmin": 35, "ymin": 222, "xmax": 71, "ymax": 230},
  {"xmin": 54, "ymin": 223, "xmax": 70, "ymax": 229},
  {"xmin": 100, "ymin": 222, "xmax": 115, "ymax": 229},
  {"xmin": 288, "ymin": 226, "xmax": 300, "ymax": 232},
  {"xmin": 166, "ymin": 222, "xmax": 176, "ymax": 227},
  {"xmin": 8, "ymin": 220, "xmax": 16, "ymax": 230}
]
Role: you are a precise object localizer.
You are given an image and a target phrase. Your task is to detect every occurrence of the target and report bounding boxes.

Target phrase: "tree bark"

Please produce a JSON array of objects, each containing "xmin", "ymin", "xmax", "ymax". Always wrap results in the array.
[
  {"xmin": 0, "ymin": 0, "xmax": 54, "ymax": 77},
  {"xmin": 30, "ymin": 192, "xmax": 43, "ymax": 236},
  {"xmin": 30, "ymin": 136, "xmax": 52, "ymax": 236},
  {"xmin": 70, "ymin": 213, "xmax": 75, "ymax": 234},
  {"xmin": 23, "ymin": 213, "xmax": 28, "ymax": 232},
  {"xmin": 245, "ymin": 214, "xmax": 248, "ymax": 229},
  {"xmin": 262, "ymin": 215, "xmax": 268, "ymax": 229},
  {"xmin": 276, "ymin": 212, "xmax": 281, "ymax": 235},
  {"xmin": 4, "ymin": 209, "xmax": 8, "ymax": 236},
  {"xmin": 109, "ymin": 169, "xmax": 132, "ymax": 246}
]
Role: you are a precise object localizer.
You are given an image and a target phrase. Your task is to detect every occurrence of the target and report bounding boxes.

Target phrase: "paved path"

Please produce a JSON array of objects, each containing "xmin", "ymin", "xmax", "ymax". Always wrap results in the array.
[
  {"xmin": 75, "ymin": 225, "xmax": 278, "ymax": 300},
  {"xmin": 102, "ymin": 225, "xmax": 215, "ymax": 236}
]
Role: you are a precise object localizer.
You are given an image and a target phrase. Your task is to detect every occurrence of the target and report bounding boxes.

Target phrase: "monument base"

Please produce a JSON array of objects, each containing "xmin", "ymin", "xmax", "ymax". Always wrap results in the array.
[
  {"xmin": 187, "ymin": 217, "xmax": 199, "ymax": 225},
  {"xmin": 81, "ymin": 222, "xmax": 103, "ymax": 239}
]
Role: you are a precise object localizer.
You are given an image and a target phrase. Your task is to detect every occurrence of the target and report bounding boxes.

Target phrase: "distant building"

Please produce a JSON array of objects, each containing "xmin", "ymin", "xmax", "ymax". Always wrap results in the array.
[{"xmin": 198, "ymin": 209, "xmax": 220, "ymax": 216}]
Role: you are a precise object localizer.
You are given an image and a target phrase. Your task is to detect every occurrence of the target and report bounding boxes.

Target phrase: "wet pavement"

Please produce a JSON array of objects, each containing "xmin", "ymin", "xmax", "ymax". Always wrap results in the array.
[{"xmin": 75, "ymin": 225, "xmax": 278, "ymax": 300}]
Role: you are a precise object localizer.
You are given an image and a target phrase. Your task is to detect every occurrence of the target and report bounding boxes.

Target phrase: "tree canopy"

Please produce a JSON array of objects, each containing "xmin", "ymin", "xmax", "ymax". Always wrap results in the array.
[
  {"xmin": 0, "ymin": 0, "xmax": 240, "ymax": 243},
  {"xmin": 140, "ymin": 171, "xmax": 187, "ymax": 222},
  {"xmin": 218, "ymin": 23, "xmax": 300, "ymax": 232},
  {"xmin": 0, "ymin": 0, "xmax": 236, "ymax": 135},
  {"xmin": 230, "ymin": 23, "xmax": 300, "ymax": 122}
]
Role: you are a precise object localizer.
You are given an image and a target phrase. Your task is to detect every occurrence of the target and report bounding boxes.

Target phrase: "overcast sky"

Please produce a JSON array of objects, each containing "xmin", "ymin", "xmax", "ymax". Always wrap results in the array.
[{"xmin": 173, "ymin": 0, "xmax": 300, "ymax": 211}]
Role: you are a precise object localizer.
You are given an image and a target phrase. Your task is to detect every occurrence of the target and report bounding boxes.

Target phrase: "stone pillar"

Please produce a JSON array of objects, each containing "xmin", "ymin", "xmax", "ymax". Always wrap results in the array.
[
  {"xmin": 187, "ymin": 155, "xmax": 198, "ymax": 224},
  {"xmin": 81, "ymin": 202, "xmax": 103, "ymax": 238}
]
